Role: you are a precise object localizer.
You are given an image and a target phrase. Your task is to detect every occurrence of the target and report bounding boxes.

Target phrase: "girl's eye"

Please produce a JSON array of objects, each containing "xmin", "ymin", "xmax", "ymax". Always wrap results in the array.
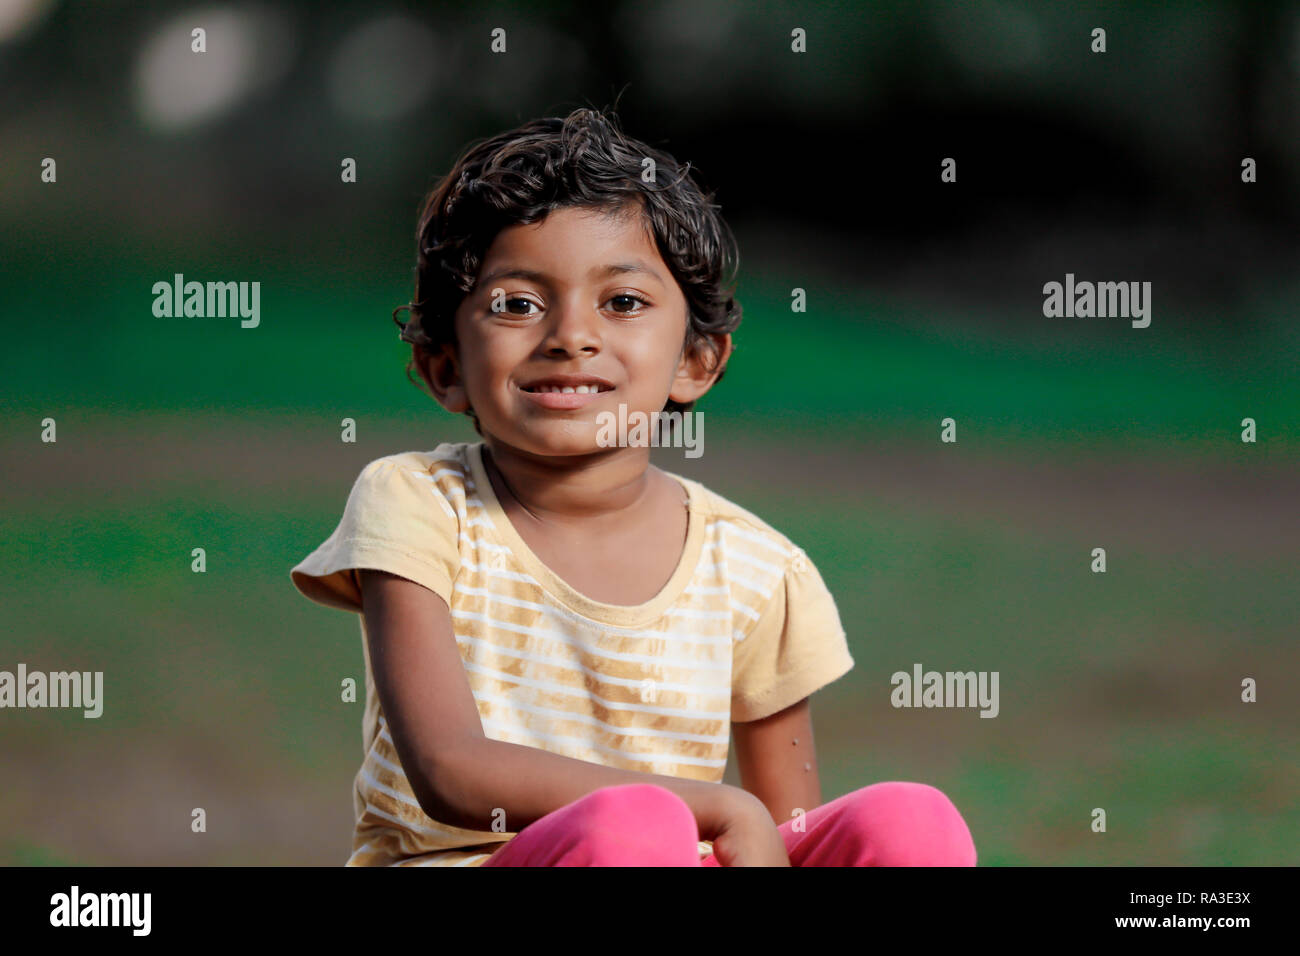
[
  {"xmin": 608, "ymin": 294, "xmax": 648, "ymax": 314},
  {"xmin": 501, "ymin": 297, "xmax": 538, "ymax": 316}
]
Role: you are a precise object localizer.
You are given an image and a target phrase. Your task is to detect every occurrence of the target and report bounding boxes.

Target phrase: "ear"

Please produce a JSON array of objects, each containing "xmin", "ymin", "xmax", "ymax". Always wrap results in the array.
[
  {"xmin": 415, "ymin": 343, "xmax": 470, "ymax": 414},
  {"xmin": 669, "ymin": 331, "xmax": 733, "ymax": 405}
]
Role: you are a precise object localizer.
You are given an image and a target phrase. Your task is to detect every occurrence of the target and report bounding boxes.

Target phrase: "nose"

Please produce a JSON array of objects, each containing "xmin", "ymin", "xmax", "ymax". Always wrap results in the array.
[{"xmin": 541, "ymin": 294, "xmax": 602, "ymax": 357}]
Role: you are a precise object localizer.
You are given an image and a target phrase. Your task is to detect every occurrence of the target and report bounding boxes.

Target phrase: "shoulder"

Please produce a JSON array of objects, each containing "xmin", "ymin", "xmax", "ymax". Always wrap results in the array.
[
  {"xmin": 355, "ymin": 443, "xmax": 473, "ymax": 489},
  {"xmin": 671, "ymin": 473, "xmax": 837, "ymax": 644},
  {"xmin": 347, "ymin": 443, "xmax": 475, "ymax": 519},
  {"xmin": 361, "ymin": 442, "xmax": 471, "ymax": 478},
  {"xmin": 674, "ymin": 473, "xmax": 806, "ymax": 567}
]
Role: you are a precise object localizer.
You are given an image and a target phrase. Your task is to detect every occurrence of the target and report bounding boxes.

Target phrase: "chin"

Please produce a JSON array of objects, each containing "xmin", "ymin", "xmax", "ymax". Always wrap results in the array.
[{"xmin": 501, "ymin": 427, "xmax": 602, "ymax": 459}]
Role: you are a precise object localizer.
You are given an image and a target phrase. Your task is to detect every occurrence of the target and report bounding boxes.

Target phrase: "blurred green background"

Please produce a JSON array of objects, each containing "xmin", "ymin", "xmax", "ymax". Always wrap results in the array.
[{"xmin": 2, "ymin": 0, "xmax": 1297, "ymax": 865}]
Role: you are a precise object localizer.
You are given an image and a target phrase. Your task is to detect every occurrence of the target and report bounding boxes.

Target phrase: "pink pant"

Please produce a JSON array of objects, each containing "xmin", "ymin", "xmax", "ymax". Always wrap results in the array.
[{"xmin": 480, "ymin": 781, "xmax": 977, "ymax": 866}]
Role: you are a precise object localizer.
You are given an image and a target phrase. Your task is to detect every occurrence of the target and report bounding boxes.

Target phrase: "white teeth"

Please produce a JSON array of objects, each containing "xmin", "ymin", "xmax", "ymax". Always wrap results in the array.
[{"xmin": 528, "ymin": 384, "xmax": 603, "ymax": 393}]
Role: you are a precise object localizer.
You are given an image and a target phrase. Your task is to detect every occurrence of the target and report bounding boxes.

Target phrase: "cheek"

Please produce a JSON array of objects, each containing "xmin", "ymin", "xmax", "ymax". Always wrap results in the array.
[{"xmin": 462, "ymin": 335, "xmax": 521, "ymax": 394}]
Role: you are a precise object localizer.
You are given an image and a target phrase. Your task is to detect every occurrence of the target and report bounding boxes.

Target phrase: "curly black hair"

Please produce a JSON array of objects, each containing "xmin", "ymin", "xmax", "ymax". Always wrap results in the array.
[{"xmin": 392, "ymin": 106, "xmax": 743, "ymax": 435}]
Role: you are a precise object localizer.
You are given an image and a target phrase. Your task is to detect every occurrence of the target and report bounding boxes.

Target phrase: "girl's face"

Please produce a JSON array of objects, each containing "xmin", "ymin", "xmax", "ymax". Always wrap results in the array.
[{"xmin": 430, "ymin": 204, "xmax": 726, "ymax": 458}]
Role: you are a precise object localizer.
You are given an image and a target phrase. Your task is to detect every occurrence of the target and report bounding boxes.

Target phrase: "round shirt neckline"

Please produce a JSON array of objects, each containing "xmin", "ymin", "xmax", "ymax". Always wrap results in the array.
[{"xmin": 465, "ymin": 441, "xmax": 705, "ymax": 627}]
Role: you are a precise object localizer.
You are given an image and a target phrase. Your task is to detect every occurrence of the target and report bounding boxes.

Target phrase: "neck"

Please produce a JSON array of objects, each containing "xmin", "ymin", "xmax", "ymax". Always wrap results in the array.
[{"xmin": 481, "ymin": 439, "xmax": 659, "ymax": 526}]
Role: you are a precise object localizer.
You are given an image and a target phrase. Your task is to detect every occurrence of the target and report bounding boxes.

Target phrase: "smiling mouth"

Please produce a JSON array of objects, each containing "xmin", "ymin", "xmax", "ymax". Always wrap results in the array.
[{"xmin": 520, "ymin": 383, "xmax": 613, "ymax": 394}]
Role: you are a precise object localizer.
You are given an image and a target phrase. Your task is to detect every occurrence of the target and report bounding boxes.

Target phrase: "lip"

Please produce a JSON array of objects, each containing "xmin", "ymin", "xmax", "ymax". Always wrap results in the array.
[{"xmin": 516, "ymin": 373, "xmax": 615, "ymax": 411}]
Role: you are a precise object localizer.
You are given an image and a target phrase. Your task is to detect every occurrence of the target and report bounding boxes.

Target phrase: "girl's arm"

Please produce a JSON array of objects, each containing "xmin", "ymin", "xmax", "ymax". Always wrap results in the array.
[
  {"xmin": 731, "ymin": 697, "xmax": 823, "ymax": 827},
  {"xmin": 360, "ymin": 569, "xmax": 764, "ymax": 841}
]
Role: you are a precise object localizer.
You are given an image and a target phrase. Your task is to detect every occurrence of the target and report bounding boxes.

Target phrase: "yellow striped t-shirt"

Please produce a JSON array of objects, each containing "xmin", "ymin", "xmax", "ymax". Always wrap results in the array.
[{"xmin": 289, "ymin": 441, "xmax": 854, "ymax": 866}]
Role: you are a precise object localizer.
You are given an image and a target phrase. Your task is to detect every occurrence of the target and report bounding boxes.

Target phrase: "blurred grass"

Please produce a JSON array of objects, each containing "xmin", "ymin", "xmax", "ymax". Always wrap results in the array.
[
  {"xmin": 731, "ymin": 484, "xmax": 1298, "ymax": 865},
  {"xmin": 2, "ymin": 841, "xmax": 84, "ymax": 867}
]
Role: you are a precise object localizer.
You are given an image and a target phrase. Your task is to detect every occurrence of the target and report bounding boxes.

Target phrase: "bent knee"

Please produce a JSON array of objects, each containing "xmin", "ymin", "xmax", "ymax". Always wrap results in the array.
[
  {"xmin": 576, "ymin": 784, "xmax": 697, "ymax": 841},
  {"xmin": 846, "ymin": 781, "xmax": 977, "ymax": 866}
]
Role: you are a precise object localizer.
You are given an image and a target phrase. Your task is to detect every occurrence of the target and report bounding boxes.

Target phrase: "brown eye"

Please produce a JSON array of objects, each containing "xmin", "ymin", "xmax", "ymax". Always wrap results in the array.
[
  {"xmin": 608, "ymin": 294, "xmax": 648, "ymax": 314},
  {"xmin": 500, "ymin": 297, "xmax": 537, "ymax": 316}
]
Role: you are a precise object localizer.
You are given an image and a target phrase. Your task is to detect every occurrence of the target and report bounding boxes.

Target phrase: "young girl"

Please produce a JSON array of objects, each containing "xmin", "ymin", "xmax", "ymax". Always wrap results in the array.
[{"xmin": 290, "ymin": 107, "xmax": 976, "ymax": 867}]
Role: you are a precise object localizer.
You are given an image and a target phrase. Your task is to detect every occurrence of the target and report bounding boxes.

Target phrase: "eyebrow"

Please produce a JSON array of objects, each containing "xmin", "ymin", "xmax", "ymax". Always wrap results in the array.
[{"xmin": 476, "ymin": 261, "xmax": 665, "ymax": 289}]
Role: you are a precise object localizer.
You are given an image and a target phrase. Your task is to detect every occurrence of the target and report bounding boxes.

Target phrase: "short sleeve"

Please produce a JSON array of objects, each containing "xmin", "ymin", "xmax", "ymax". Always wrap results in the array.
[
  {"xmin": 730, "ymin": 550, "xmax": 854, "ymax": 723},
  {"xmin": 289, "ymin": 458, "xmax": 461, "ymax": 614}
]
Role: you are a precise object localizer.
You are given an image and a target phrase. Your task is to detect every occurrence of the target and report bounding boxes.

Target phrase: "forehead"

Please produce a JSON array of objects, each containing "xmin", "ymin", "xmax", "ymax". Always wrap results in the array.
[{"xmin": 481, "ymin": 205, "xmax": 663, "ymax": 275}]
